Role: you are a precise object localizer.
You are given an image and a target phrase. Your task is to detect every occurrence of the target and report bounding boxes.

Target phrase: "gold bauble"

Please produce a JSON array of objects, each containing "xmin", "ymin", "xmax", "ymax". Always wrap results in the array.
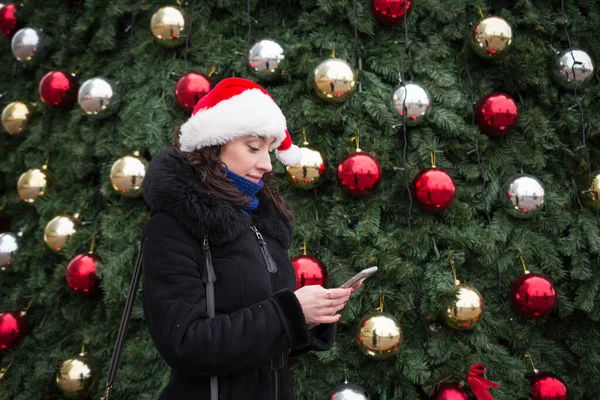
[
  {"xmin": 1, "ymin": 101, "xmax": 34, "ymax": 135},
  {"xmin": 312, "ymin": 58, "xmax": 357, "ymax": 103},
  {"xmin": 150, "ymin": 6, "xmax": 190, "ymax": 48},
  {"xmin": 55, "ymin": 353, "xmax": 98, "ymax": 399},
  {"xmin": 442, "ymin": 282, "xmax": 485, "ymax": 330},
  {"xmin": 109, "ymin": 152, "xmax": 148, "ymax": 198},
  {"xmin": 44, "ymin": 214, "xmax": 81, "ymax": 253},
  {"xmin": 285, "ymin": 145, "xmax": 326, "ymax": 190},
  {"xmin": 580, "ymin": 171, "xmax": 600, "ymax": 211},
  {"xmin": 470, "ymin": 16, "xmax": 512, "ymax": 59},
  {"xmin": 357, "ymin": 312, "xmax": 402, "ymax": 360},
  {"xmin": 17, "ymin": 167, "xmax": 54, "ymax": 204}
]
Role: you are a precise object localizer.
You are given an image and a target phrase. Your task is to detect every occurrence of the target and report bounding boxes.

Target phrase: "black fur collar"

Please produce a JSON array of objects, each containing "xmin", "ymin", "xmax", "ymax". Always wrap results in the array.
[{"xmin": 142, "ymin": 148, "xmax": 292, "ymax": 249}]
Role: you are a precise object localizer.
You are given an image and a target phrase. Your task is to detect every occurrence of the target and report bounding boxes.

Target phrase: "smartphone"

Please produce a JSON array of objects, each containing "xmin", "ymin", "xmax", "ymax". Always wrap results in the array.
[{"xmin": 340, "ymin": 266, "xmax": 378, "ymax": 289}]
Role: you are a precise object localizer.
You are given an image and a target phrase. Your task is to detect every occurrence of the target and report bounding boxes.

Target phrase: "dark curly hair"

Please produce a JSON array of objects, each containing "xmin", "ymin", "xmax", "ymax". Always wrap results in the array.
[{"xmin": 171, "ymin": 128, "xmax": 293, "ymax": 224}]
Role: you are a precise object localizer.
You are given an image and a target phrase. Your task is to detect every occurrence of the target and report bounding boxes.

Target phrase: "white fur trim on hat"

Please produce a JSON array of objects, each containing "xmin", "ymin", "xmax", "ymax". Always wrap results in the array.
[
  {"xmin": 276, "ymin": 144, "xmax": 302, "ymax": 166},
  {"xmin": 179, "ymin": 88, "xmax": 287, "ymax": 152}
]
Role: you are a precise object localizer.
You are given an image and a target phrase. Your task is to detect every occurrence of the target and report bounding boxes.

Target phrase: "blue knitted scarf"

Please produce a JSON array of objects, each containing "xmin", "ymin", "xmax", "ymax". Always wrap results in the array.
[{"xmin": 223, "ymin": 169, "xmax": 264, "ymax": 214}]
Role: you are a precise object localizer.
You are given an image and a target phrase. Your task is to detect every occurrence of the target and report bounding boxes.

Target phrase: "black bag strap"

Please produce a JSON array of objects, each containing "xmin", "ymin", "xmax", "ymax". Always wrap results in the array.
[
  {"xmin": 101, "ymin": 237, "xmax": 218, "ymax": 400},
  {"xmin": 100, "ymin": 245, "xmax": 144, "ymax": 400}
]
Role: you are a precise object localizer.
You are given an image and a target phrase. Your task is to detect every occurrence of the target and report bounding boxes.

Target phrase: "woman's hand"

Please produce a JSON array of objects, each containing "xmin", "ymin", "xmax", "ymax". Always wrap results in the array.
[{"xmin": 294, "ymin": 285, "xmax": 353, "ymax": 328}]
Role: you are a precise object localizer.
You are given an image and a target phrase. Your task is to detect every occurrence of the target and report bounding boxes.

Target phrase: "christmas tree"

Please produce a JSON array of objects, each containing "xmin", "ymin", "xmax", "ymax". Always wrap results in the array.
[{"xmin": 1, "ymin": 0, "xmax": 599, "ymax": 399}]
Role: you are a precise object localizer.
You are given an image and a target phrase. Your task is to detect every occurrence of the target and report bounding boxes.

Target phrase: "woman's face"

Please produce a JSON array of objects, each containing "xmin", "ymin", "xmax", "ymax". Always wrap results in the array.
[{"xmin": 220, "ymin": 135, "xmax": 277, "ymax": 183}]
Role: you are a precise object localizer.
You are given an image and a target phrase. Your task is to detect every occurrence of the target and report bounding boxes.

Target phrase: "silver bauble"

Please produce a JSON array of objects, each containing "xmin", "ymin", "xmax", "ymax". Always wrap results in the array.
[
  {"xmin": 553, "ymin": 49, "xmax": 595, "ymax": 89},
  {"xmin": 391, "ymin": 82, "xmax": 431, "ymax": 126},
  {"xmin": 248, "ymin": 39, "xmax": 285, "ymax": 81},
  {"xmin": 329, "ymin": 382, "xmax": 370, "ymax": 400},
  {"xmin": 0, "ymin": 232, "xmax": 18, "ymax": 270},
  {"xmin": 500, "ymin": 174, "xmax": 545, "ymax": 219},
  {"xmin": 78, "ymin": 77, "xmax": 120, "ymax": 118},
  {"xmin": 11, "ymin": 27, "xmax": 46, "ymax": 66}
]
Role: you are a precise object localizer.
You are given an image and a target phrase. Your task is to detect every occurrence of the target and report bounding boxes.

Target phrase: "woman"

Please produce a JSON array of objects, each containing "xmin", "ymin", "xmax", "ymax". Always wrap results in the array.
[{"xmin": 141, "ymin": 77, "xmax": 354, "ymax": 400}]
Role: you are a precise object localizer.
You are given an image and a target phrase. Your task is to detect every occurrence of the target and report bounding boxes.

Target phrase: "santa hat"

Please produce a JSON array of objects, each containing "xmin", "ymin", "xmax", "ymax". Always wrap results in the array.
[{"xmin": 179, "ymin": 77, "xmax": 302, "ymax": 166}]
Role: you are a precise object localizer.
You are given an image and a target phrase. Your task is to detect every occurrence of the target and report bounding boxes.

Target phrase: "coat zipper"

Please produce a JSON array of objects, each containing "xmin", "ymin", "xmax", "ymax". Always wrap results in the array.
[
  {"xmin": 250, "ymin": 226, "xmax": 277, "ymax": 273},
  {"xmin": 250, "ymin": 226, "xmax": 279, "ymax": 400}
]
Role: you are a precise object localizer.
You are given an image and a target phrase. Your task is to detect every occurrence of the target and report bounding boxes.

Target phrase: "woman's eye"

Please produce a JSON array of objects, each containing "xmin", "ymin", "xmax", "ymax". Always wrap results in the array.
[{"xmin": 249, "ymin": 146, "xmax": 260, "ymax": 152}]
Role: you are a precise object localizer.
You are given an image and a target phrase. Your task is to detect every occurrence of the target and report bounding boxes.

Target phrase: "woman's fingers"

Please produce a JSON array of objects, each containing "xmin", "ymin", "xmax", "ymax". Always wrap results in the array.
[{"xmin": 324, "ymin": 288, "xmax": 353, "ymax": 300}]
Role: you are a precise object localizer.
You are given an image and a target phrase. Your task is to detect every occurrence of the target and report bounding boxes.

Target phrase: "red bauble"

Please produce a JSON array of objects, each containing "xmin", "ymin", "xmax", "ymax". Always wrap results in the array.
[
  {"xmin": 0, "ymin": 211, "xmax": 10, "ymax": 234},
  {"xmin": 510, "ymin": 272, "xmax": 556, "ymax": 318},
  {"xmin": 39, "ymin": 71, "xmax": 79, "ymax": 110},
  {"xmin": 530, "ymin": 372, "xmax": 568, "ymax": 400},
  {"xmin": 370, "ymin": 0, "xmax": 413, "ymax": 26},
  {"xmin": 0, "ymin": 4, "xmax": 19, "ymax": 37},
  {"xmin": 411, "ymin": 168, "xmax": 456, "ymax": 213},
  {"xmin": 66, "ymin": 253, "xmax": 101, "ymax": 295},
  {"xmin": 175, "ymin": 72, "xmax": 213, "ymax": 113},
  {"xmin": 291, "ymin": 255, "xmax": 327, "ymax": 290},
  {"xmin": 474, "ymin": 92, "xmax": 519, "ymax": 137},
  {"xmin": 0, "ymin": 311, "xmax": 29, "ymax": 352},
  {"xmin": 431, "ymin": 383, "xmax": 468, "ymax": 400},
  {"xmin": 337, "ymin": 152, "xmax": 382, "ymax": 197}
]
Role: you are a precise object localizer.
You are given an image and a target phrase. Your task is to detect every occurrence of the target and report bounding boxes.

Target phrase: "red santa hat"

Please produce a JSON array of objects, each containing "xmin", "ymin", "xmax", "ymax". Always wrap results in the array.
[{"xmin": 179, "ymin": 77, "xmax": 302, "ymax": 166}]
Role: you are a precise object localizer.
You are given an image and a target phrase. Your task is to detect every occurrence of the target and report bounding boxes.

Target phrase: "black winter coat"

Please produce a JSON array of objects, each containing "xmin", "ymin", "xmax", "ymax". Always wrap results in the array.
[{"xmin": 140, "ymin": 148, "xmax": 335, "ymax": 400}]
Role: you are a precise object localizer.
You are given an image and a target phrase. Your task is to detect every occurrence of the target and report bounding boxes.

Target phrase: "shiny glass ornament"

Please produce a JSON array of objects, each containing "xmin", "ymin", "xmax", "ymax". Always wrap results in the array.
[
  {"xmin": 391, "ymin": 82, "xmax": 431, "ymax": 126},
  {"xmin": 0, "ymin": 232, "xmax": 18, "ymax": 270},
  {"xmin": 411, "ymin": 168, "xmax": 456, "ymax": 213},
  {"xmin": 0, "ymin": 3, "xmax": 19, "ymax": 37},
  {"xmin": 337, "ymin": 152, "xmax": 382, "ymax": 197},
  {"xmin": 66, "ymin": 253, "xmax": 101, "ymax": 295},
  {"xmin": 579, "ymin": 171, "xmax": 600, "ymax": 211},
  {"xmin": 285, "ymin": 145, "xmax": 326, "ymax": 190},
  {"xmin": 329, "ymin": 382, "xmax": 370, "ymax": 400},
  {"xmin": 470, "ymin": 16, "xmax": 512, "ymax": 59},
  {"xmin": 55, "ymin": 353, "xmax": 99, "ymax": 398},
  {"xmin": 2, "ymin": 101, "xmax": 34, "ymax": 135},
  {"xmin": 39, "ymin": 70, "xmax": 79, "ymax": 110},
  {"xmin": 312, "ymin": 58, "xmax": 357, "ymax": 103},
  {"xmin": 370, "ymin": 0, "xmax": 413, "ymax": 26},
  {"xmin": 510, "ymin": 272, "xmax": 556, "ymax": 318},
  {"xmin": 442, "ymin": 283, "xmax": 484, "ymax": 330},
  {"xmin": 0, "ymin": 311, "xmax": 29, "ymax": 352},
  {"xmin": 44, "ymin": 214, "xmax": 80, "ymax": 253},
  {"xmin": 248, "ymin": 39, "xmax": 286, "ymax": 81},
  {"xmin": 11, "ymin": 27, "xmax": 46, "ymax": 66},
  {"xmin": 291, "ymin": 255, "xmax": 327, "ymax": 290},
  {"xmin": 474, "ymin": 92, "xmax": 519, "ymax": 137},
  {"xmin": 553, "ymin": 49, "xmax": 595, "ymax": 89},
  {"xmin": 530, "ymin": 372, "xmax": 568, "ymax": 400},
  {"xmin": 78, "ymin": 77, "xmax": 120, "ymax": 118},
  {"xmin": 357, "ymin": 312, "xmax": 402, "ymax": 360},
  {"xmin": 431, "ymin": 383, "xmax": 469, "ymax": 400},
  {"xmin": 17, "ymin": 166, "xmax": 54, "ymax": 203},
  {"xmin": 109, "ymin": 152, "xmax": 148, "ymax": 197},
  {"xmin": 175, "ymin": 72, "xmax": 213, "ymax": 113},
  {"xmin": 150, "ymin": 6, "xmax": 190, "ymax": 48},
  {"xmin": 500, "ymin": 174, "xmax": 545, "ymax": 219}
]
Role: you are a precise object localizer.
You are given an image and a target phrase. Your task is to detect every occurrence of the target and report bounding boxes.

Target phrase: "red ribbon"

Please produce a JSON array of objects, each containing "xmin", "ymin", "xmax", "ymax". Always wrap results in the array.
[{"xmin": 467, "ymin": 364, "xmax": 500, "ymax": 400}]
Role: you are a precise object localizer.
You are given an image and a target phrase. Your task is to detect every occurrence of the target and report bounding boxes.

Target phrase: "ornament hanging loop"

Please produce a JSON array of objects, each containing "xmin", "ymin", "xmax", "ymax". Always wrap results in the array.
[
  {"xmin": 376, "ymin": 293, "xmax": 385, "ymax": 312},
  {"xmin": 302, "ymin": 240, "xmax": 307, "ymax": 256},
  {"xmin": 90, "ymin": 235, "xmax": 96, "ymax": 254},
  {"xmin": 208, "ymin": 64, "xmax": 217, "ymax": 77},
  {"xmin": 525, "ymin": 352, "xmax": 539, "ymax": 374},
  {"xmin": 519, "ymin": 252, "xmax": 528, "ymax": 274},
  {"xmin": 0, "ymin": 359, "xmax": 14, "ymax": 380},
  {"xmin": 450, "ymin": 255, "xmax": 459, "ymax": 285},
  {"xmin": 430, "ymin": 151, "xmax": 437, "ymax": 168},
  {"xmin": 302, "ymin": 128, "xmax": 308, "ymax": 145}
]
